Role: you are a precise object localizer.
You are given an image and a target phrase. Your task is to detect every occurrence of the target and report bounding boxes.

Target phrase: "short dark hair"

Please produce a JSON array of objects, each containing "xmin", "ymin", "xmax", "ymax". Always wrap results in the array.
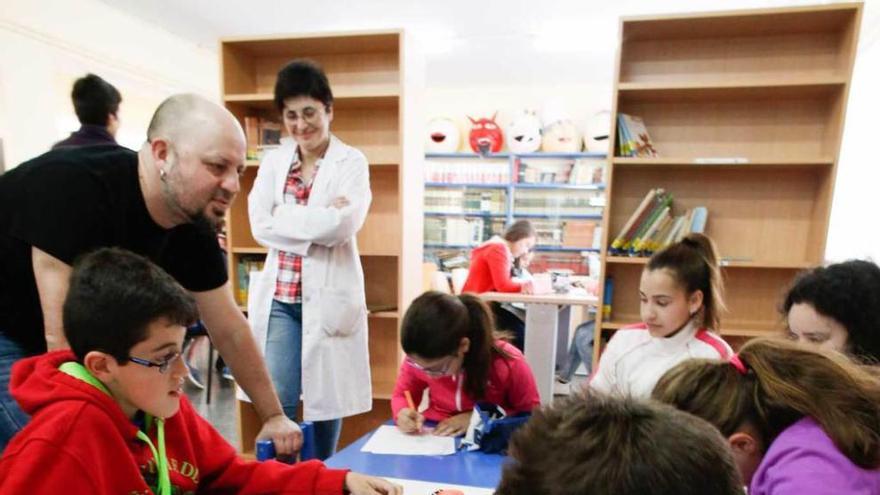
[
  {"xmin": 71, "ymin": 74, "xmax": 122, "ymax": 126},
  {"xmin": 782, "ymin": 259, "xmax": 880, "ymax": 363},
  {"xmin": 274, "ymin": 59, "xmax": 333, "ymax": 113},
  {"xmin": 63, "ymin": 248, "xmax": 198, "ymax": 363},
  {"xmin": 497, "ymin": 393, "xmax": 744, "ymax": 495}
]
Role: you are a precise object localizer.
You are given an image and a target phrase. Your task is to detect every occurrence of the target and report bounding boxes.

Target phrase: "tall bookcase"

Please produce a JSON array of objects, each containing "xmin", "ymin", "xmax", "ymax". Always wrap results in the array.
[
  {"xmin": 595, "ymin": 4, "xmax": 863, "ymax": 361},
  {"xmin": 220, "ymin": 30, "xmax": 423, "ymax": 451}
]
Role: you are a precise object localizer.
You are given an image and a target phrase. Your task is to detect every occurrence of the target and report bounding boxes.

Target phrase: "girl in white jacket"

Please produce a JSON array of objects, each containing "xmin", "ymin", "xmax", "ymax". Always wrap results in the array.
[{"xmin": 590, "ymin": 233, "xmax": 732, "ymax": 398}]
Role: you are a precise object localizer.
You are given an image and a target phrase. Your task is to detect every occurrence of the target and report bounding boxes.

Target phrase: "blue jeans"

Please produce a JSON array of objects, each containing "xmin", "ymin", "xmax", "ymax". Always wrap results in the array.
[
  {"xmin": 559, "ymin": 320, "xmax": 595, "ymax": 382},
  {"xmin": 0, "ymin": 332, "xmax": 30, "ymax": 453},
  {"xmin": 266, "ymin": 299, "xmax": 341, "ymax": 460}
]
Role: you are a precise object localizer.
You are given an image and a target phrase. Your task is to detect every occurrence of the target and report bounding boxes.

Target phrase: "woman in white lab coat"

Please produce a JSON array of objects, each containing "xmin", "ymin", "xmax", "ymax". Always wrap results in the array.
[{"xmin": 247, "ymin": 59, "xmax": 372, "ymax": 459}]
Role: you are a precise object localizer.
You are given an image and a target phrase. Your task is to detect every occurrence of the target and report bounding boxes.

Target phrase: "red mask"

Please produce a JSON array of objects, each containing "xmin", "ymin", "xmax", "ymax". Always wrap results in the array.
[{"xmin": 468, "ymin": 113, "xmax": 504, "ymax": 154}]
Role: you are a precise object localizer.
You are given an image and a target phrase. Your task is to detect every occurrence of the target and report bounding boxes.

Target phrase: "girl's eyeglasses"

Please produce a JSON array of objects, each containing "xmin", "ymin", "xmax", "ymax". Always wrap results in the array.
[
  {"xmin": 128, "ymin": 352, "xmax": 182, "ymax": 374},
  {"xmin": 405, "ymin": 356, "xmax": 455, "ymax": 377}
]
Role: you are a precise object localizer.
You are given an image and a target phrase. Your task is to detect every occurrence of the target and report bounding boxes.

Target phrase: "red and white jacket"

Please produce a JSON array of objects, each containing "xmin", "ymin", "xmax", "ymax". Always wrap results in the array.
[{"xmin": 590, "ymin": 321, "xmax": 731, "ymax": 399}]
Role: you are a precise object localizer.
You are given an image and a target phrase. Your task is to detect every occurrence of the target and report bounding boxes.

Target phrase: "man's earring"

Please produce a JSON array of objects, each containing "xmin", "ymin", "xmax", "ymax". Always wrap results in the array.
[{"xmin": 159, "ymin": 169, "xmax": 167, "ymax": 181}]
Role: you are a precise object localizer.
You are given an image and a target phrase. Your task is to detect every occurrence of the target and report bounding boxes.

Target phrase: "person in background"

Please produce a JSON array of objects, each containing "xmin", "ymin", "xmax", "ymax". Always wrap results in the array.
[
  {"xmin": 247, "ymin": 59, "xmax": 372, "ymax": 460},
  {"xmin": 496, "ymin": 392, "xmax": 744, "ymax": 495},
  {"xmin": 0, "ymin": 248, "xmax": 399, "ymax": 495},
  {"xmin": 53, "ymin": 73, "xmax": 121, "ymax": 149},
  {"xmin": 653, "ymin": 337, "xmax": 880, "ymax": 495},
  {"xmin": 392, "ymin": 291, "xmax": 540, "ymax": 437},
  {"xmin": 782, "ymin": 259, "xmax": 880, "ymax": 364},
  {"xmin": 462, "ymin": 220, "xmax": 537, "ymax": 349},
  {"xmin": 589, "ymin": 233, "xmax": 731, "ymax": 398}
]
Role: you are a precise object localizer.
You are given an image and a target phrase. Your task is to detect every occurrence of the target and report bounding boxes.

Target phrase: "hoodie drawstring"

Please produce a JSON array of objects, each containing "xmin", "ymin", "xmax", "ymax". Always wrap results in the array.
[{"xmin": 59, "ymin": 361, "xmax": 171, "ymax": 495}]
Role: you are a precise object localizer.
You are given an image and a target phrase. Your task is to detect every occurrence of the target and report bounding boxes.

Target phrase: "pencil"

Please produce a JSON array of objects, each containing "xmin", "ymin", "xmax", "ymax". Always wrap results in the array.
[{"xmin": 404, "ymin": 390, "xmax": 416, "ymax": 411}]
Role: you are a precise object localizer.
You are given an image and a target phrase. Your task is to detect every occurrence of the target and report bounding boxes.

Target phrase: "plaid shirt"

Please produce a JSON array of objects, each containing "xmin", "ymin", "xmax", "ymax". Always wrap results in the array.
[{"xmin": 274, "ymin": 156, "xmax": 319, "ymax": 303}]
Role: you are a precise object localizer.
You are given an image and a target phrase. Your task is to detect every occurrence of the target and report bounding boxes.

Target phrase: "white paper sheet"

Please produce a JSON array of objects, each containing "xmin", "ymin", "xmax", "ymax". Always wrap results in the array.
[
  {"xmin": 361, "ymin": 425, "xmax": 457, "ymax": 456},
  {"xmin": 383, "ymin": 477, "xmax": 495, "ymax": 495}
]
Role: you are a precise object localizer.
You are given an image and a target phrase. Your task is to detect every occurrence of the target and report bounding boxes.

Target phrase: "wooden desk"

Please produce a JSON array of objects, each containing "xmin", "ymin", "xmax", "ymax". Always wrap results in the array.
[{"xmin": 479, "ymin": 291, "xmax": 598, "ymax": 403}]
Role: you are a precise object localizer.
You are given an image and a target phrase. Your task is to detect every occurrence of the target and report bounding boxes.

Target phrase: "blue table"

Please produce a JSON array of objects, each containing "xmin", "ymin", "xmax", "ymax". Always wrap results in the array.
[{"xmin": 325, "ymin": 423, "xmax": 507, "ymax": 488}]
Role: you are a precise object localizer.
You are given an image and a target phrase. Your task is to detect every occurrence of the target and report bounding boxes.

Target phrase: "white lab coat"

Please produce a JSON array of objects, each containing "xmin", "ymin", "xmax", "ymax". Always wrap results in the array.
[{"xmin": 244, "ymin": 135, "xmax": 372, "ymax": 421}]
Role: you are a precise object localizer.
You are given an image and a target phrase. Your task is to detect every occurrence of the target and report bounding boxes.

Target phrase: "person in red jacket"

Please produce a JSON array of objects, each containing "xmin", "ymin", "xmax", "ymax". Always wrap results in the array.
[
  {"xmin": 392, "ymin": 291, "xmax": 540, "ymax": 437},
  {"xmin": 0, "ymin": 248, "xmax": 399, "ymax": 495},
  {"xmin": 461, "ymin": 220, "xmax": 537, "ymax": 349}
]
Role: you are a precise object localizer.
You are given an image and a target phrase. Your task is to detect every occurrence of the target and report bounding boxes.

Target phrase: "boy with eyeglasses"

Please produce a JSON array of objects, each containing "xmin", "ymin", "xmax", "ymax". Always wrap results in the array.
[{"xmin": 0, "ymin": 247, "xmax": 400, "ymax": 495}]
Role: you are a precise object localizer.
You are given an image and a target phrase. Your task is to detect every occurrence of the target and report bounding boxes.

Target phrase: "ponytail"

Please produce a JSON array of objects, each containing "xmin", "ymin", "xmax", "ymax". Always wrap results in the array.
[
  {"xmin": 458, "ymin": 293, "xmax": 510, "ymax": 398},
  {"xmin": 653, "ymin": 337, "xmax": 880, "ymax": 468},
  {"xmin": 647, "ymin": 232, "xmax": 725, "ymax": 330},
  {"xmin": 401, "ymin": 291, "xmax": 508, "ymax": 399}
]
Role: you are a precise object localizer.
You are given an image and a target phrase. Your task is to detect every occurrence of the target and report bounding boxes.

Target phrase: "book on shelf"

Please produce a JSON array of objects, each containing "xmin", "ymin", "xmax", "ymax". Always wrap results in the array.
[
  {"xmin": 617, "ymin": 113, "xmax": 658, "ymax": 158},
  {"xmin": 244, "ymin": 116, "xmax": 282, "ymax": 161},
  {"xmin": 602, "ymin": 277, "xmax": 614, "ymax": 320},
  {"xmin": 609, "ymin": 188, "xmax": 709, "ymax": 257},
  {"xmin": 235, "ymin": 256, "xmax": 266, "ymax": 306},
  {"xmin": 562, "ymin": 220, "xmax": 598, "ymax": 248}
]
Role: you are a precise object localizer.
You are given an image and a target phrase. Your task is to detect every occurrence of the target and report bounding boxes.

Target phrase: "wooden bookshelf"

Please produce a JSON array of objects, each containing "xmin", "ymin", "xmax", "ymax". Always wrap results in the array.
[
  {"xmin": 221, "ymin": 30, "xmax": 423, "ymax": 452},
  {"xmin": 595, "ymin": 4, "xmax": 862, "ymax": 363}
]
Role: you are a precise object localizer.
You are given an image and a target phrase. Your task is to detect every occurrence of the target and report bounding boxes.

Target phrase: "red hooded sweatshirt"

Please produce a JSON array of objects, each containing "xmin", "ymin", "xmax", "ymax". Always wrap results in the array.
[
  {"xmin": 0, "ymin": 350, "xmax": 348, "ymax": 494},
  {"xmin": 461, "ymin": 237, "xmax": 523, "ymax": 294}
]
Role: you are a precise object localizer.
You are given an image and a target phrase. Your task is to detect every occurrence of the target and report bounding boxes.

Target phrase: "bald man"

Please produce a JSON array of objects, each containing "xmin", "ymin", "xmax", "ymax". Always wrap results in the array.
[{"xmin": 0, "ymin": 94, "xmax": 300, "ymax": 454}]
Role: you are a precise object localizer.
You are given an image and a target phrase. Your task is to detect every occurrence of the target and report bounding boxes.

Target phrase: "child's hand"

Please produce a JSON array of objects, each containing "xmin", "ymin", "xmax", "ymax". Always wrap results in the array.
[
  {"xmin": 396, "ymin": 408, "xmax": 424, "ymax": 434},
  {"xmin": 344, "ymin": 472, "xmax": 402, "ymax": 495},
  {"xmin": 520, "ymin": 280, "xmax": 535, "ymax": 295},
  {"xmin": 434, "ymin": 412, "xmax": 471, "ymax": 436}
]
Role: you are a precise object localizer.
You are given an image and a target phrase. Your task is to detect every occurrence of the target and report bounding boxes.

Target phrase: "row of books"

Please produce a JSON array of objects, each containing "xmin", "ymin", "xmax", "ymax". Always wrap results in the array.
[
  {"xmin": 513, "ymin": 190, "xmax": 604, "ymax": 215},
  {"xmin": 516, "ymin": 159, "xmax": 607, "ymax": 185},
  {"xmin": 424, "ymin": 217, "xmax": 503, "ymax": 246},
  {"xmin": 243, "ymin": 117, "xmax": 282, "ymax": 161},
  {"xmin": 512, "ymin": 218, "xmax": 603, "ymax": 250},
  {"xmin": 425, "ymin": 160, "xmax": 510, "ymax": 184},
  {"xmin": 424, "ymin": 189, "xmax": 506, "ymax": 215},
  {"xmin": 617, "ymin": 113, "xmax": 658, "ymax": 158},
  {"xmin": 609, "ymin": 188, "xmax": 708, "ymax": 256}
]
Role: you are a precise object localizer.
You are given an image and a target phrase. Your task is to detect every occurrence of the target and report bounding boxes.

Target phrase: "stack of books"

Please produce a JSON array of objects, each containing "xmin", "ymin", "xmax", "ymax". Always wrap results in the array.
[{"xmin": 609, "ymin": 188, "xmax": 708, "ymax": 257}]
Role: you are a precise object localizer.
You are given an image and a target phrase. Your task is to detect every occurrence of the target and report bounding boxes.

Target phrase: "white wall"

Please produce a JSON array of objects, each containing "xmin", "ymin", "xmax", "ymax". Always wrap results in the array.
[{"xmin": 0, "ymin": 0, "xmax": 218, "ymax": 167}]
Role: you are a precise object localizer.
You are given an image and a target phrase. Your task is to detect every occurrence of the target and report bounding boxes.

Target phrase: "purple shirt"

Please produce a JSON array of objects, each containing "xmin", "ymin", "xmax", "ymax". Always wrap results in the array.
[{"xmin": 751, "ymin": 417, "xmax": 880, "ymax": 495}]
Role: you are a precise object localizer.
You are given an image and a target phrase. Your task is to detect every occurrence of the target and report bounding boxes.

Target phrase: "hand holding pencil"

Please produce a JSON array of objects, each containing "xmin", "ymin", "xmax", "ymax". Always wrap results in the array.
[{"xmin": 396, "ymin": 390, "xmax": 425, "ymax": 434}]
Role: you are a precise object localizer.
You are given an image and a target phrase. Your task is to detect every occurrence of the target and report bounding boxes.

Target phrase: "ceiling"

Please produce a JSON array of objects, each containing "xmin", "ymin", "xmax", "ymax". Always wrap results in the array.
[{"xmin": 93, "ymin": 0, "xmax": 871, "ymax": 88}]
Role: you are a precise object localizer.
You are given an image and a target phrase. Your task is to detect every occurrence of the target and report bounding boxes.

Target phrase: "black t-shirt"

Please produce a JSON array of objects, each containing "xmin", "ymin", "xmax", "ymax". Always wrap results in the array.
[{"xmin": 0, "ymin": 145, "xmax": 227, "ymax": 354}]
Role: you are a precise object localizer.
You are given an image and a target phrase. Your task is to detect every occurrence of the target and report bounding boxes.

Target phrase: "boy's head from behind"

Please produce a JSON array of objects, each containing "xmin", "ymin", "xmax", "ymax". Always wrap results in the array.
[
  {"xmin": 63, "ymin": 248, "xmax": 198, "ymax": 419},
  {"xmin": 496, "ymin": 392, "xmax": 744, "ymax": 495}
]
